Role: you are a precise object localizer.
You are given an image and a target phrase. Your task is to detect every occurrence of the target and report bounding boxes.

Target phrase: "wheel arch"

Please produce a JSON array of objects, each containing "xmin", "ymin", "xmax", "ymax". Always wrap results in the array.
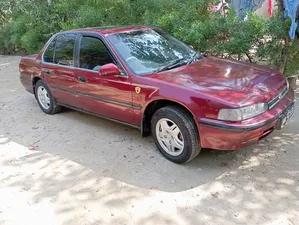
[
  {"xmin": 141, "ymin": 99, "xmax": 198, "ymax": 137},
  {"xmin": 32, "ymin": 77, "xmax": 42, "ymax": 95}
]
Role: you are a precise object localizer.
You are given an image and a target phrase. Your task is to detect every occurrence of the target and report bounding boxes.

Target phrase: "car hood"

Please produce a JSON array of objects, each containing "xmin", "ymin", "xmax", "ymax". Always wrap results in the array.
[{"xmin": 147, "ymin": 57, "xmax": 287, "ymax": 107}]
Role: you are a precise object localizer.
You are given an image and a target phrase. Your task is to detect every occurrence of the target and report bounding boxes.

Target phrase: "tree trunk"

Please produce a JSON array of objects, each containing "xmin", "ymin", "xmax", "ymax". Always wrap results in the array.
[
  {"xmin": 277, "ymin": 0, "xmax": 285, "ymax": 20},
  {"xmin": 279, "ymin": 38, "xmax": 289, "ymax": 74},
  {"xmin": 277, "ymin": 0, "xmax": 289, "ymax": 74}
]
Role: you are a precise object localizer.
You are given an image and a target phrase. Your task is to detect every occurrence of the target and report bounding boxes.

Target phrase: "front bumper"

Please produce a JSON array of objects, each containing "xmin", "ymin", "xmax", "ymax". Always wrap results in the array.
[{"xmin": 198, "ymin": 88, "xmax": 295, "ymax": 150}]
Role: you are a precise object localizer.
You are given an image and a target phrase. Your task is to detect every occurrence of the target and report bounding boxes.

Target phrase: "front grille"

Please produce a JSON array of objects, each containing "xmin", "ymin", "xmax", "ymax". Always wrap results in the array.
[{"xmin": 268, "ymin": 85, "xmax": 288, "ymax": 109}]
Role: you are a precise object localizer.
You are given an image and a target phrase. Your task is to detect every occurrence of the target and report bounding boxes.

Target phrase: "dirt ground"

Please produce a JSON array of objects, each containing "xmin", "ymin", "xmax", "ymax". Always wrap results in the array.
[{"xmin": 0, "ymin": 55, "xmax": 298, "ymax": 225}]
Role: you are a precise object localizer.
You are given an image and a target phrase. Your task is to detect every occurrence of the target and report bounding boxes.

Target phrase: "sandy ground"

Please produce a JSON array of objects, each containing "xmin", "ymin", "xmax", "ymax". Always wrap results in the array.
[{"xmin": 0, "ymin": 55, "xmax": 298, "ymax": 225}]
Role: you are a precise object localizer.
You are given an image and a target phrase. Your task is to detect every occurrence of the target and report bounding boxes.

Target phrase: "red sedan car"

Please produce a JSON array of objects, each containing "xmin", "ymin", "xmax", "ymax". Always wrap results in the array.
[{"xmin": 19, "ymin": 26, "xmax": 295, "ymax": 163}]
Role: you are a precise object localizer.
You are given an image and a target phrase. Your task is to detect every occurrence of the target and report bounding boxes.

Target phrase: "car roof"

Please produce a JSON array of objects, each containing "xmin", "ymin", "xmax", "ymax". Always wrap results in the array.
[{"xmin": 68, "ymin": 25, "xmax": 152, "ymax": 35}]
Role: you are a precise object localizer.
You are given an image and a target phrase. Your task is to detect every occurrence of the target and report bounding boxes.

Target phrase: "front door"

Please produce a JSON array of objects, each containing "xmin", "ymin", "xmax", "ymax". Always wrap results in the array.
[
  {"xmin": 74, "ymin": 35, "xmax": 133, "ymax": 124},
  {"xmin": 42, "ymin": 33, "xmax": 81, "ymax": 108}
]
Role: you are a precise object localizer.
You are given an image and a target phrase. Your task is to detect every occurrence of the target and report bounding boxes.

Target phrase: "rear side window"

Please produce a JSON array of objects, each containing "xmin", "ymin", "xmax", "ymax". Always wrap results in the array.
[
  {"xmin": 79, "ymin": 36, "xmax": 114, "ymax": 71},
  {"xmin": 54, "ymin": 34, "xmax": 76, "ymax": 66},
  {"xmin": 43, "ymin": 37, "xmax": 57, "ymax": 63}
]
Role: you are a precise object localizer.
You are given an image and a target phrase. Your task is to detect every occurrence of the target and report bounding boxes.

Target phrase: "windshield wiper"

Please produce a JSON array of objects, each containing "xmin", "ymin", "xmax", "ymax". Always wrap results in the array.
[
  {"xmin": 186, "ymin": 52, "xmax": 203, "ymax": 65},
  {"xmin": 155, "ymin": 53, "xmax": 204, "ymax": 73},
  {"xmin": 155, "ymin": 58, "xmax": 187, "ymax": 73}
]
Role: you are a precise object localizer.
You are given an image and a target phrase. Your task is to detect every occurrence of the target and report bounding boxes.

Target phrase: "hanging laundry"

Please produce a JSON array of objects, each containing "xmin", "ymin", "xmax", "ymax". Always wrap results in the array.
[
  {"xmin": 268, "ymin": 0, "xmax": 273, "ymax": 16},
  {"xmin": 237, "ymin": 0, "xmax": 253, "ymax": 19},
  {"xmin": 245, "ymin": 0, "xmax": 252, "ymax": 12},
  {"xmin": 230, "ymin": 0, "xmax": 267, "ymax": 19},
  {"xmin": 284, "ymin": 0, "xmax": 299, "ymax": 39}
]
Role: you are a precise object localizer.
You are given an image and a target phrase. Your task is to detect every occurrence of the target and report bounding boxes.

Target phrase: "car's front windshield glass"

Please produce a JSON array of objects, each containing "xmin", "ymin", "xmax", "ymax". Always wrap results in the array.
[{"xmin": 107, "ymin": 29, "xmax": 201, "ymax": 75}]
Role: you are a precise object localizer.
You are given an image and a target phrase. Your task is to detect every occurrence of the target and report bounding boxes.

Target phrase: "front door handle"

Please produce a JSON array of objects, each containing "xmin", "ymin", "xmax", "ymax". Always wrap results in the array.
[
  {"xmin": 78, "ymin": 76, "xmax": 86, "ymax": 82},
  {"xmin": 44, "ymin": 69, "xmax": 51, "ymax": 75}
]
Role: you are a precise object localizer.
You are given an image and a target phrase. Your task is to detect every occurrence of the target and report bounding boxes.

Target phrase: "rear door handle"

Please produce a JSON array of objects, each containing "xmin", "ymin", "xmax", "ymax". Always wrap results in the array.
[
  {"xmin": 44, "ymin": 69, "xmax": 51, "ymax": 75},
  {"xmin": 78, "ymin": 76, "xmax": 86, "ymax": 82}
]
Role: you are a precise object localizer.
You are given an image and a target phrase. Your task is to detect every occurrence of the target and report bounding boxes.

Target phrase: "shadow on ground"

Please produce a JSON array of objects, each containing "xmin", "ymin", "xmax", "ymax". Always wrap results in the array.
[{"xmin": 1, "ymin": 118, "xmax": 298, "ymax": 224}]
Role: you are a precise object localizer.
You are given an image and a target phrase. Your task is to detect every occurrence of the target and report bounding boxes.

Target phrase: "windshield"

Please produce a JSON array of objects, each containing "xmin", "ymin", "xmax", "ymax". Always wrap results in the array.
[{"xmin": 107, "ymin": 29, "xmax": 200, "ymax": 75}]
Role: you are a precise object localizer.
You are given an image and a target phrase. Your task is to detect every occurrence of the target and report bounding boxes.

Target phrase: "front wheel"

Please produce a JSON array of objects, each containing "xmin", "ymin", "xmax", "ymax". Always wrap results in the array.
[{"xmin": 151, "ymin": 106, "xmax": 201, "ymax": 163}]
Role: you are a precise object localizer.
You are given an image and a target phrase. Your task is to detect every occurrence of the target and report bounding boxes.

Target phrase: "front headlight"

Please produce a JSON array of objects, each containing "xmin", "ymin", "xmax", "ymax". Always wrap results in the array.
[{"xmin": 218, "ymin": 103, "xmax": 268, "ymax": 121}]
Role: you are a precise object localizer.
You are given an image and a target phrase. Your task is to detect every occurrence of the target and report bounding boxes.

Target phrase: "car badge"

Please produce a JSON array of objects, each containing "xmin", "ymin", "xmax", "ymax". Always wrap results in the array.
[{"xmin": 135, "ymin": 87, "xmax": 141, "ymax": 94}]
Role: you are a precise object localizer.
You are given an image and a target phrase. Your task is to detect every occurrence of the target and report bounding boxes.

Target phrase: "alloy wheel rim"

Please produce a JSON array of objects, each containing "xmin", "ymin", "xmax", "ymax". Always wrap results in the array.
[
  {"xmin": 155, "ymin": 118, "xmax": 184, "ymax": 156},
  {"xmin": 37, "ymin": 86, "xmax": 51, "ymax": 110}
]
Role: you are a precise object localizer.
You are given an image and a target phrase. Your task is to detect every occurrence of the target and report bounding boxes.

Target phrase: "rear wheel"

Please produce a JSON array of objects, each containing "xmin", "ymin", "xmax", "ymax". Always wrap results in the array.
[
  {"xmin": 35, "ymin": 80, "xmax": 61, "ymax": 114},
  {"xmin": 151, "ymin": 106, "xmax": 201, "ymax": 163}
]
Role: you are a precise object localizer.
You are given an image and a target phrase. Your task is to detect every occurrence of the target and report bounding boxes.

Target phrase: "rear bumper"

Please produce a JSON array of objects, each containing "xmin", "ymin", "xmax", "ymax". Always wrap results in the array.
[
  {"xmin": 20, "ymin": 76, "xmax": 34, "ymax": 94},
  {"xmin": 198, "ymin": 88, "xmax": 295, "ymax": 150}
]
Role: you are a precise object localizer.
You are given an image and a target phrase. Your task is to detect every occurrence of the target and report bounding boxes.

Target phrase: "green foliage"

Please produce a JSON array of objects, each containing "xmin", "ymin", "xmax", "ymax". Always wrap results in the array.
[
  {"xmin": 284, "ymin": 39, "xmax": 299, "ymax": 76},
  {"xmin": 0, "ymin": 0, "xmax": 20, "ymax": 25},
  {"xmin": 0, "ymin": 23, "xmax": 14, "ymax": 54},
  {"xmin": 0, "ymin": 0, "xmax": 298, "ymax": 75}
]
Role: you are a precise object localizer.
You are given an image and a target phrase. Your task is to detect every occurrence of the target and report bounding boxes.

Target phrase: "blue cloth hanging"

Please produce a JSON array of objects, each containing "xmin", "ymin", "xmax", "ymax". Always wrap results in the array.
[
  {"xmin": 238, "ymin": 0, "xmax": 252, "ymax": 19},
  {"xmin": 245, "ymin": 0, "xmax": 252, "ymax": 12},
  {"xmin": 284, "ymin": 0, "xmax": 299, "ymax": 39}
]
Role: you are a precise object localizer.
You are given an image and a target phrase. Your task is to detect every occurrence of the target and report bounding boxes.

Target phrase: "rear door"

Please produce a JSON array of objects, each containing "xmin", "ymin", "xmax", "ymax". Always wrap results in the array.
[
  {"xmin": 74, "ymin": 34, "xmax": 134, "ymax": 123},
  {"xmin": 42, "ymin": 33, "xmax": 81, "ymax": 108}
]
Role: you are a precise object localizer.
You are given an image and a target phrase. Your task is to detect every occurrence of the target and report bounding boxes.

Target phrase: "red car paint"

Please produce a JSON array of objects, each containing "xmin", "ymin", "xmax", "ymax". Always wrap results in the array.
[{"xmin": 19, "ymin": 26, "xmax": 295, "ymax": 150}]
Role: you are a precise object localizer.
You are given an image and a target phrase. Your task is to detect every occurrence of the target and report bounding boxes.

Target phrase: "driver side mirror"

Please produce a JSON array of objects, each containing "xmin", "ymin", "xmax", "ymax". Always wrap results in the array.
[{"xmin": 99, "ymin": 63, "xmax": 122, "ymax": 76}]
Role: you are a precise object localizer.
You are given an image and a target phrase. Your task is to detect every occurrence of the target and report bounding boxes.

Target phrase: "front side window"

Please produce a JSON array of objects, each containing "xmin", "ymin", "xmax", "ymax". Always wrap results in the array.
[
  {"xmin": 43, "ymin": 37, "xmax": 57, "ymax": 63},
  {"xmin": 107, "ymin": 29, "xmax": 200, "ymax": 75},
  {"xmin": 79, "ymin": 36, "xmax": 114, "ymax": 71},
  {"xmin": 54, "ymin": 34, "xmax": 76, "ymax": 66}
]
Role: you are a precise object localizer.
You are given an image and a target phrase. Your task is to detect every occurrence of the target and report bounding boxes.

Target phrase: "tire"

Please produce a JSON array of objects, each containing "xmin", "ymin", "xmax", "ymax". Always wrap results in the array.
[
  {"xmin": 151, "ymin": 106, "xmax": 201, "ymax": 163},
  {"xmin": 35, "ymin": 80, "xmax": 61, "ymax": 114}
]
